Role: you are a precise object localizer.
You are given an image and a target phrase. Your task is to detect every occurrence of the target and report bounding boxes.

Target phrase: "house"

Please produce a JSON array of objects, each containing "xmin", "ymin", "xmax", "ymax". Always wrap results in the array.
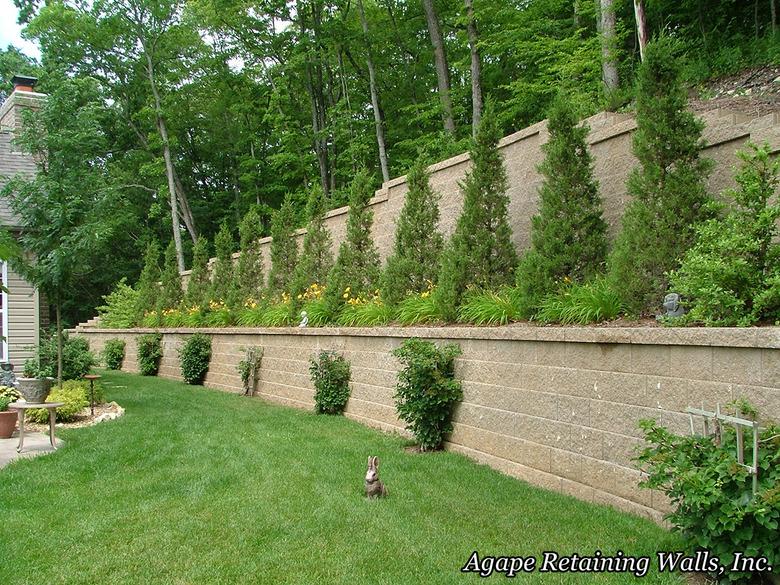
[{"xmin": 0, "ymin": 75, "xmax": 48, "ymax": 366}]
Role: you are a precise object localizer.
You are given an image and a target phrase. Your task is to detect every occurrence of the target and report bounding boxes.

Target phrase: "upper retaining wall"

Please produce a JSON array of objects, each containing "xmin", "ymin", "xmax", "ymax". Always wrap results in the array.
[
  {"xmin": 76, "ymin": 325, "xmax": 780, "ymax": 523},
  {"xmin": 182, "ymin": 109, "xmax": 780, "ymax": 287}
]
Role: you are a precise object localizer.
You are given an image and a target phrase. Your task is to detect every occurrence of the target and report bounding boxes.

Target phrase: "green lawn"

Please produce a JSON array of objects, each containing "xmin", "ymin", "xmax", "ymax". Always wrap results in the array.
[{"xmin": 0, "ymin": 371, "xmax": 685, "ymax": 584}]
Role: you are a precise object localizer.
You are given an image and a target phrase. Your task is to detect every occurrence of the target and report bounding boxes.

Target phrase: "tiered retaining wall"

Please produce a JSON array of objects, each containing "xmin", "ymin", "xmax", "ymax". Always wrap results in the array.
[{"xmin": 76, "ymin": 325, "xmax": 780, "ymax": 523}]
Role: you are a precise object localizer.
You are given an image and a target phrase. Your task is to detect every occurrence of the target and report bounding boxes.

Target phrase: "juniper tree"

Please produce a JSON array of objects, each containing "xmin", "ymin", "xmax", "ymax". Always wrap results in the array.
[
  {"xmin": 268, "ymin": 197, "xmax": 299, "ymax": 293},
  {"xmin": 158, "ymin": 239, "xmax": 183, "ymax": 311},
  {"xmin": 324, "ymin": 170, "xmax": 381, "ymax": 316},
  {"xmin": 516, "ymin": 95, "xmax": 608, "ymax": 311},
  {"xmin": 290, "ymin": 187, "xmax": 333, "ymax": 300},
  {"xmin": 185, "ymin": 236, "xmax": 211, "ymax": 307},
  {"xmin": 234, "ymin": 208, "xmax": 265, "ymax": 302},
  {"xmin": 436, "ymin": 101, "xmax": 518, "ymax": 321},
  {"xmin": 381, "ymin": 161, "xmax": 443, "ymax": 306},
  {"xmin": 210, "ymin": 222, "xmax": 235, "ymax": 304},
  {"xmin": 608, "ymin": 36, "xmax": 713, "ymax": 314},
  {"xmin": 135, "ymin": 241, "xmax": 161, "ymax": 323}
]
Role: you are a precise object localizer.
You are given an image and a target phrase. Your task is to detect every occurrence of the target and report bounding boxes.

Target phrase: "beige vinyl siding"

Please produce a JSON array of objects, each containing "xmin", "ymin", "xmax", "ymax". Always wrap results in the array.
[{"xmin": 6, "ymin": 264, "xmax": 39, "ymax": 365}]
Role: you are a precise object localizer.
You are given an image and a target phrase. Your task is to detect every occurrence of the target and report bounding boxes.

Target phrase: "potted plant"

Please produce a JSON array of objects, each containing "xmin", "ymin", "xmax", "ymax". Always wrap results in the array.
[
  {"xmin": 0, "ymin": 386, "xmax": 21, "ymax": 438},
  {"xmin": 17, "ymin": 360, "xmax": 53, "ymax": 404}
]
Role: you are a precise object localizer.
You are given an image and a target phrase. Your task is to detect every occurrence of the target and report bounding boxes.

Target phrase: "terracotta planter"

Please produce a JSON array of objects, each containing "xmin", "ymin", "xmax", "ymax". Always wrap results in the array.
[
  {"xmin": 0, "ymin": 410, "xmax": 16, "ymax": 439},
  {"xmin": 16, "ymin": 377, "xmax": 53, "ymax": 403}
]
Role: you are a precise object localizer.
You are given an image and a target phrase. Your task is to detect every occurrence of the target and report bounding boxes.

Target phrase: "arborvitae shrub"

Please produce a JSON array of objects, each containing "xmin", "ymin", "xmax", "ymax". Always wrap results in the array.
[
  {"xmin": 179, "ymin": 334, "xmax": 212, "ymax": 385},
  {"xmin": 268, "ymin": 197, "xmax": 299, "ymax": 293},
  {"xmin": 210, "ymin": 223, "xmax": 236, "ymax": 305},
  {"xmin": 185, "ymin": 236, "xmax": 211, "ymax": 308},
  {"xmin": 137, "ymin": 333, "xmax": 163, "ymax": 376},
  {"xmin": 158, "ymin": 240, "xmax": 183, "ymax": 312},
  {"xmin": 98, "ymin": 278, "xmax": 139, "ymax": 328},
  {"xmin": 290, "ymin": 187, "xmax": 333, "ymax": 301},
  {"xmin": 608, "ymin": 36, "xmax": 713, "ymax": 314},
  {"xmin": 392, "ymin": 338, "xmax": 462, "ymax": 451},
  {"xmin": 134, "ymin": 241, "xmax": 161, "ymax": 324},
  {"xmin": 381, "ymin": 161, "xmax": 443, "ymax": 306},
  {"xmin": 235, "ymin": 208, "xmax": 265, "ymax": 304},
  {"xmin": 103, "ymin": 339, "xmax": 126, "ymax": 370},
  {"xmin": 309, "ymin": 351, "xmax": 351, "ymax": 414},
  {"xmin": 516, "ymin": 95, "xmax": 608, "ymax": 311},
  {"xmin": 436, "ymin": 102, "xmax": 518, "ymax": 321}
]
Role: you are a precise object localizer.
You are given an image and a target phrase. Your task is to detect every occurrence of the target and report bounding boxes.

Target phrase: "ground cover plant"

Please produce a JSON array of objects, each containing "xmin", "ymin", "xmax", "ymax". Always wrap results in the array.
[{"xmin": 0, "ymin": 370, "xmax": 686, "ymax": 584}]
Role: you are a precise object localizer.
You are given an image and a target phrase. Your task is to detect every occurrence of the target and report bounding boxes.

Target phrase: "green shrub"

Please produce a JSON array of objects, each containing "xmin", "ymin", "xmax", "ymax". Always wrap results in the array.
[
  {"xmin": 535, "ymin": 278, "xmax": 624, "ymax": 324},
  {"xmin": 636, "ymin": 407, "xmax": 780, "ymax": 583},
  {"xmin": 185, "ymin": 236, "xmax": 212, "ymax": 308},
  {"xmin": 158, "ymin": 239, "xmax": 183, "ymax": 312},
  {"xmin": 209, "ymin": 222, "xmax": 236, "ymax": 306},
  {"xmin": 396, "ymin": 289, "xmax": 443, "ymax": 326},
  {"xmin": 27, "ymin": 382, "xmax": 90, "ymax": 423},
  {"xmin": 290, "ymin": 188, "xmax": 333, "ymax": 303},
  {"xmin": 134, "ymin": 241, "xmax": 162, "ymax": 325},
  {"xmin": 392, "ymin": 338, "xmax": 462, "ymax": 451},
  {"xmin": 0, "ymin": 385, "xmax": 21, "ymax": 403},
  {"xmin": 669, "ymin": 144, "xmax": 780, "ymax": 326},
  {"xmin": 179, "ymin": 334, "xmax": 212, "ymax": 385},
  {"xmin": 309, "ymin": 351, "xmax": 351, "ymax": 414},
  {"xmin": 234, "ymin": 207, "xmax": 266, "ymax": 304},
  {"xmin": 268, "ymin": 197, "xmax": 299, "ymax": 293},
  {"xmin": 103, "ymin": 339, "xmax": 125, "ymax": 370},
  {"xmin": 137, "ymin": 333, "xmax": 163, "ymax": 376},
  {"xmin": 25, "ymin": 332, "xmax": 96, "ymax": 380},
  {"xmin": 0, "ymin": 395, "xmax": 12, "ymax": 412},
  {"xmin": 337, "ymin": 298, "xmax": 393, "ymax": 327},
  {"xmin": 97, "ymin": 278, "xmax": 139, "ymax": 328},
  {"xmin": 458, "ymin": 288, "xmax": 527, "ymax": 325}
]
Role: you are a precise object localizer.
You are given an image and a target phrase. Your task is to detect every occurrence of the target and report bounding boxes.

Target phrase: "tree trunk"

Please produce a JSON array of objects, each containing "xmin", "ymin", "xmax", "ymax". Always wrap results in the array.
[
  {"xmin": 772, "ymin": 0, "xmax": 777, "ymax": 33},
  {"xmin": 633, "ymin": 0, "xmax": 648, "ymax": 61},
  {"xmin": 464, "ymin": 0, "xmax": 482, "ymax": 136},
  {"xmin": 422, "ymin": 0, "xmax": 456, "ymax": 134},
  {"xmin": 599, "ymin": 0, "xmax": 620, "ymax": 91},
  {"xmin": 173, "ymin": 170, "xmax": 197, "ymax": 242},
  {"xmin": 145, "ymin": 52, "xmax": 185, "ymax": 273},
  {"xmin": 56, "ymin": 302, "xmax": 62, "ymax": 389},
  {"xmin": 358, "ymin": 0, "xmax": 390, "ymax": 182}
]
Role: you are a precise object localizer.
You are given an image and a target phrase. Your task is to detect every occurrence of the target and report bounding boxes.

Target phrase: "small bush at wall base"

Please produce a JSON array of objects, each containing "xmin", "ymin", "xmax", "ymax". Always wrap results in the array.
[
  {"xmin": 24, "ymin": 332, "xmax": 96, "ymax": 381},
  {"xmin": 179, "ymin": 334, "xmax": 212, "ymax": 385},
  {"xmin": 137, "ymin": 334, "xmax": 163, "ymax": 376},
  {"xmin": 309, "ymin": 351, "xmax": 351, "ymax": 414},
  {"xmin": 392, "ymin": 338, "xmax": 462, "ymax": 451},
  {"xmin": 103, "ymin": 339, "xmax": 126, "ymax": 370}
]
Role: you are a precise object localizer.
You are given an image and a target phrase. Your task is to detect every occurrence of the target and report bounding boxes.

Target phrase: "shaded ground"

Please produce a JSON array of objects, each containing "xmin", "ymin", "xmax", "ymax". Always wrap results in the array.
[{"xmin": 689, "ymin": 65, "xmax": 780, "ymax": 116}]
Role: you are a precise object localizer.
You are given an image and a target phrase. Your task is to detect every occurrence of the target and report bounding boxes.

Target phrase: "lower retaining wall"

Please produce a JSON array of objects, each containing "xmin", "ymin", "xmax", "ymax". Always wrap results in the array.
[{"xmin": 76, "ymin": 325, "xmax": 780, "ymax": 523}]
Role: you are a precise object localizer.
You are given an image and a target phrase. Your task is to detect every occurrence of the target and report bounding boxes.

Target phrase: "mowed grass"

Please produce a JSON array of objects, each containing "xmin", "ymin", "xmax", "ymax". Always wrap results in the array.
[{"xmin": 0, "ymin": 371, "xmax": 684, "ymax": 584}]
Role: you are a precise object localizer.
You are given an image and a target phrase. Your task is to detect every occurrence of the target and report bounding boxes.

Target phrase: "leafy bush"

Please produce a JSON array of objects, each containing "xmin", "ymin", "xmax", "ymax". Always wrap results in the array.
[
  {"xmin": 458, "ymin": 288, "xmax": 527, "ymax": 325},
  {"xmin": 396, "ymin": 288, "xmax": 442, "ymax": 326},
  {"xmin": 27, "ymin": 382, "xmax": 90, "ymax": 423},
  {"xmin": 392, "ymin": 338, "xmax": 462, "ymax": 451},
  {"xmin": 535, "ymin": 278, "xmax": 625, "ymax": 324},
  {"xmin": 103, "ymin": 339, "xmax": 125, "ymax": 370},
  {"xmin": 669, "ymin": 144, "xmax": 780, "ymax": 326},
  {"xmin": 24, "ymin": 332, "xmax": 96, "ymax": 380},
  {"xmin": 137, "ymin": 333, "xmax": 163, "ymax": 376},
  {"xmin": 97, "ymin": 278, "xmax": 139, "ymax": 328},
  {"xmin": 0, "ymin": 385, "xmax": 21, "ymax": 404},
  {"xmin": 636, "ymin": 407, "xmax": 780, "ymax": 583},
  {"xmin": 309, "ymin": 351, "xmax": 351, "ymax": 415},
  {"xmin": 0, "ymin": 395, "xmax": 12, "ymax": 412},
  {"xmin": 179, "ymin": 334, "xmax": 212, "ymax": 385}
]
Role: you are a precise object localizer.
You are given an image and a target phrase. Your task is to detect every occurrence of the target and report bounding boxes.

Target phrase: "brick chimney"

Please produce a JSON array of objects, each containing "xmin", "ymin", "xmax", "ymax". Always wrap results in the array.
[
  {"xmin": 10, "ymin": 75, "xmax": 37, "ymax": 93},
  {"xmin": 0, "ymin": 74, "xmax": 44, "ymax": 131}
]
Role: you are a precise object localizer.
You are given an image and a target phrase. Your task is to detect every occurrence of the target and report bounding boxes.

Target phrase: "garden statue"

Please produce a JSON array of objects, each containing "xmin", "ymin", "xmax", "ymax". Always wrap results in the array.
[
  {"xmin": 298, "ymin": 311, "xmax": 308, "ymax": 328},
  {"xmin": 0, "ymin": 363, "xmax": 17, "ymax": 388},
  {"xmin": 658, "ymin": 292, "xmax": 685, "ymax": 320},
  {"xmin": 364, "ymin": 455, "xmax": 388, "ymax": 498}
]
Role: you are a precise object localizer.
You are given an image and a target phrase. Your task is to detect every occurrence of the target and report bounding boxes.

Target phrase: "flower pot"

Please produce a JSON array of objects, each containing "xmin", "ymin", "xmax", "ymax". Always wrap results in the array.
[
  {"xmin": 16, "ymin": 377, "xmax": 53, "ymax": 404},
  {"xmin": 0, "ymin": 410, "xmax": 16, "ymax": 439}
]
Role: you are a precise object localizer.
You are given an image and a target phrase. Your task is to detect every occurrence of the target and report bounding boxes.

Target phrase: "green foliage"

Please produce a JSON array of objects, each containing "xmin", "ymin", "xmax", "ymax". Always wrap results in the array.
[
  {"xmin": 337, "ymin": 299, "xmax": 394, "ymax": 327},
  {"xmin": 458, "ymin": 288, "xmax": 526, "ymax": 326},
  {"xmin": 290, "ymin": 188, "xmax": 333, "ymax": 301},
  {"xmin": 235, "ymin": 208, "xmax": 265, "ymax": 304},
  {"xmin": 669, "ymin": 144, "xmax": 780, "ymax": 326},
  {"xmin": 179, "ymin": 334, "xmax": 212, "ymax": 385},
  {"xmin": 27, "ymin": 382, "xmax": 91, "ymax": 423},
  {"xmin": 210, "ymin": 223, "xmax": 236, "ymax": 305},
  {"xmin": 436, "ymin": 102, "xmax": 518, "ymax": 321},
  {"xmin": 636, "ymin": 409, "xmax": 780, "ymax": 583},
  {"xmin": 137, "ymin": 333, "xmax": 163, "ymax": 376},
  {"xmin": 535, "ymin": 278, "xmax": 625, "ymax": 325},
  {"xmin": 608, "ymin": 36, "xmax": 713, "ymax": 314},
  {"xmin": 185, "ymin": 237, "xmax": 211, "ymax": 308},
  {"xmin": 516, "ymin": 95, "xmax": 608, "ymax": 310},
  {"xmin": 97, "ymin": 279, "xmax": 139, "ymax": 328},
  {"xmin": 396, "ymin": 289, "xmax": 443, "ymax": 326},
  {"xmin": 324, "ymin": 171, "xmax": 381, "ymax": 317},
  {"xmin": 309, "ymin": 351, "xmax": 351, "ymax": 415},
  {"xmin": 158, "ymin": 240, "xmax": 183, "ymax": 312},
  {"xmin": 260, "ymin": 300, "xmax": 294, "ymax": 327},
  {"xmin": 301, "ymin": 298, "xmax": 330, "ymax": 327},
  {"xmin": 26, "ymin": 332, "xmax": 96, "ymax": 381},
  {"xmin": 381, "ymin": 161, "xmax": 443, "ymax": 306},
  {"xmin": 135, "ymin": 241, "xmax": 162, "ymax": 325},
  {"xmin": 0, "ymin": 385, "xmax": 22, "ymax": 404},
  {"xmin": 268, "ymin": 197, "xmax": 299, "ymax": 293},
  {"xmin": 102, "ymin": 339, "xmax": 126, "ymax": 370},
  {"xmin": 0, "ymin": 396, "xmax": 12, "ymax": 413},
  {"xmin": 392, "ymin": 339, "xmax": 462, "ymax": 451}
]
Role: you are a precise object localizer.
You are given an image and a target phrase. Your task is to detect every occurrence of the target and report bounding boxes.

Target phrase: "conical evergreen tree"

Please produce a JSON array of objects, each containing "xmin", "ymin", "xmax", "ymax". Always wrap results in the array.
[
  {"xmin": 436, "ymin": 101, "xmax": 518, "ymax": 321},
  {"xmin": 290, "ymin": 187, "xmax": 333, "ymax": 300},
  {"xmin": 516, "ymin": 95, "xmax": 608, "ymax": 310},
  {"xmin": 210, "ymin": 222, "xmax": 235, "ymax": 304},
  {"xmin": 608, "ymin": 36, "xmax": 713, "ymax": 313},
  {"xmin": 381, "ymin": 160, "xmax": 443, "ymax": 306},
  {"xmin": 268, "ymin": 196, "xmax": 299, "ymax": 293},
  {"xmin": 324, "ymin": 170, "xmax": 381, "ymax": 315},
  {"xmin": 185, "ymin": 236, "xmax": 211, "ymax": 308},
  {"xmin": 158, "ymin": 239, "xmax": 183, "ymax": 311},
  {"xmin": 134, "ymin": 240, "xmax": 161, "ymax": 323},
  {"xmin": 235, "ymin": 207, "xmax": 265, "ymax": 303}
]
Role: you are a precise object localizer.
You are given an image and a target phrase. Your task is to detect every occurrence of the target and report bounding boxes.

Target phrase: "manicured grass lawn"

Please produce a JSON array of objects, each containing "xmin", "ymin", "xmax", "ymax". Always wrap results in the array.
[{"xmin": 0, "ymin": 371, "xmax": 685, "ymax": 584}]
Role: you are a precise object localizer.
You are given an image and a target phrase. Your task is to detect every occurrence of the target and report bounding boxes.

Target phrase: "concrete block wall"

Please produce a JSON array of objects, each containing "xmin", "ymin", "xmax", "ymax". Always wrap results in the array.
[{"xmin": 77, "ymin": 325, "xmax": 780, "ymax": 523}]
